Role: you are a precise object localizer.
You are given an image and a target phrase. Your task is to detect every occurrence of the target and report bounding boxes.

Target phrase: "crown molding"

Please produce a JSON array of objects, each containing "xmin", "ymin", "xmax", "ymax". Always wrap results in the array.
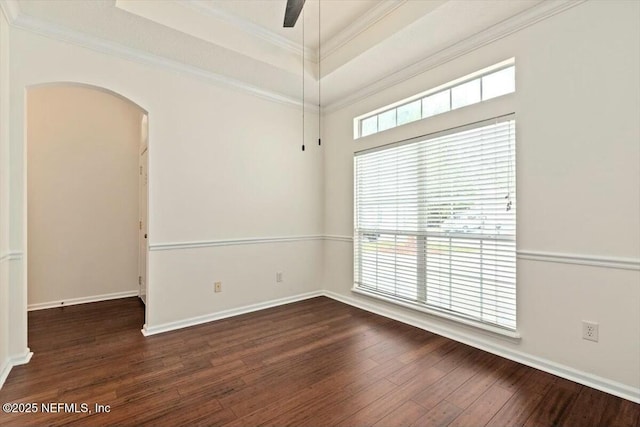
[
  {"xmin": 3, "ymin": 0, "xmax": 586, "ymax": 114},
  {"xmin": 8, "ymin": 11, "xmax": 309, "ymax": 108},
  {"xmin": 324, "ymin": 0, "xmax": 586, "ymax": 113},
  {"xmin": 0, "ymin": 0, "xmax": 19, "ymax": 23},
  {"xmin": 321, "ymin": 0, "xmax": 406, "ymax": 61},
  {"xmin": 185, "ymin": 0, "xmax": 316, "ymax": 62}
]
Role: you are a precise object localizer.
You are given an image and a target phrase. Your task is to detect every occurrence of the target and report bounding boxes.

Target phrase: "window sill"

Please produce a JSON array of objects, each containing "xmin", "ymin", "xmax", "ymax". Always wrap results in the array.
[{"xmin": 351, "ymin": 286, "xmax": 521, "ymax": 341}]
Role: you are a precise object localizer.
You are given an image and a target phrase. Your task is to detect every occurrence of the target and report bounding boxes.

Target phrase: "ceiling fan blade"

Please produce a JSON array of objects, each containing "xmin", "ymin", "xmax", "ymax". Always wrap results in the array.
[{"xmin": 283, "ymin": 0, "xmax": 306, "ymax": 28}]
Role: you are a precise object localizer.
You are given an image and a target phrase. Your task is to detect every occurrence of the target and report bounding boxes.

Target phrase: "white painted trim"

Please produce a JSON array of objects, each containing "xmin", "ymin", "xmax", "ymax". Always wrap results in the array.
[
  {"xmin": 141, "ymin": 290, "xmax": 323, "ymax": 336},
  {"xmin": 150, "ymin": 235, "xmax": 326, "ymax": 251},
  {"xmin": 321, "ymin": 0, "xmax": 406, "ymax": 61},
  {"xmin": 27, "ymin": 290, "xmax": 139, "ymax": 311},
  {"xmin": 150, "ymin": 235, "xmax": 639, "ymax": 272},
  {"xmin": 336, "ymin": 231, "xmax": 638, "ymax": 270},
  {"xmin": 11, "ymin": 349, "xmax": 32, "ymax": 366},
  {"xmin": 324, "ymin": 235, "xmax": 353, "ymax": 243},
  {"xmin": 4, "ymin": 0, "xmax": 585, "ymax": 115},
  {"xmin": 323, "ymin": 290, "xmax": 640, "ymax": 403},
  {"xmin": 325, "ymin": 0, "xmax": 586, "ymax": 113},
  {"xmin": 0, "ymin": 349, "xmax": 33, "ymax": 389},
  {"xmin": 0, "ymin": 358, "xmax": 10, "ymax": 389},
  {"xmin": 351, "ymin": 286, "xmax": 521, "ymax": 339},
  {"xmin": 8, "ymin": 13, "xmax": 304, "ymax": 109},
  {"xmin": 184, "ymin": 0, "xmax": 315, "ymax": 61},
  {"xmin": 151, "ymin": 235, "xmax": 356, "ymax": 251},
  {"xmin": 0, "ymin": 251, "xmax": 23, "ymax": 262},
  {"xmin": 189, "ymin": 0, "xmax": 405, "ymax": 63},
  {"xmin": 2, "ymin": 0, "xmax": 585, "ymax": 112},
  {"xmin": 517, "ymin": 250, "xmax": 640, "ymax": 271}
]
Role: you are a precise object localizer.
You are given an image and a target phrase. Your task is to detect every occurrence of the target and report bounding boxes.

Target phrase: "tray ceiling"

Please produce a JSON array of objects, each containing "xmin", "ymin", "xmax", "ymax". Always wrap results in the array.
[{"xmin": 9, "ymin": 0, "xmax": 548, "ymax": 107}]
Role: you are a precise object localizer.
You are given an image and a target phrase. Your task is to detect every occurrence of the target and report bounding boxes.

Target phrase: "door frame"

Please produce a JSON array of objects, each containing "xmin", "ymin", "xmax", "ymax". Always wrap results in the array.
[
  {"xmin": 138, "ymin": 113, "xmax": 149, "ymax": 305},
  {"xmin": 23, "ymin": 83, "xmax": 150, "ymax": 341}
]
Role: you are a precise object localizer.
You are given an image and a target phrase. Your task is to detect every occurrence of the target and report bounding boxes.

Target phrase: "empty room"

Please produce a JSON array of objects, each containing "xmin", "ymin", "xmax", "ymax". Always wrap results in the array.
[{"xmin": 0, "ymin": 0, "xmax": 639, "ymax": 426}]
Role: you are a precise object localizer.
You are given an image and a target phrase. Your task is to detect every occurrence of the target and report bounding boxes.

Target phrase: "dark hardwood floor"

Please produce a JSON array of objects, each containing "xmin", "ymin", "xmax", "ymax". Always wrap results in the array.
[{"xmin": 1, "ymin": 296, "xmax": 638, "ymax": 426}]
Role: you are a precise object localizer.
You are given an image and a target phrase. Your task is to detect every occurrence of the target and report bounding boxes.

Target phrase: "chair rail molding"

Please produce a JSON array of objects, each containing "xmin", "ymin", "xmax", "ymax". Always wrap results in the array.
[{"xmin": 517, "ymin": 250, "xmax": 640, "ymax": 271}]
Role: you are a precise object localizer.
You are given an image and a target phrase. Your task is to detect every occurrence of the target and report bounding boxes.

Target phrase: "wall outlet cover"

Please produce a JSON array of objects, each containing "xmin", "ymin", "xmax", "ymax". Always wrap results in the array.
[{"xmin": 582, "ymin": 321, "xmax": 599, "ymax": 342}]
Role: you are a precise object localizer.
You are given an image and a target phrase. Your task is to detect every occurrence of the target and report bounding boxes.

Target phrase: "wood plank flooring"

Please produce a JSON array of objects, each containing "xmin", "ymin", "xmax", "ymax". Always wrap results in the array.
[{"xmin": 0, "ymin": 296, "xmax": 638, "ymax": 426}]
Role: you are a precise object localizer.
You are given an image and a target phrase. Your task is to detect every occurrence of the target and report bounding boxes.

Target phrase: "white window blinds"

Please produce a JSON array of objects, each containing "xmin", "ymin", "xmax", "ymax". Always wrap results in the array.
[{"xmin": 354, "ymin": 116, "xmax": 516, "ymax": 331}]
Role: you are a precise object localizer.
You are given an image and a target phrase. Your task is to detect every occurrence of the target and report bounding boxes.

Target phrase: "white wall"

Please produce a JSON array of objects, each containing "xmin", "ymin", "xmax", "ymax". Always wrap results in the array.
[
  {"xmin": 27, "ymin": 85, "xmax": 143, "ymax": 307},
  {"xmin": 5, "ymin": 22, "xmax": 323, "ymax": 353},
  {"xmin": 2, "ymin": 0, "xmax": 638, "ymax": 404},
  {"xmin": 0, "ymin": 5, "xmax": 11, "ymax": 387},
  {"xmin": 323, "ymin": 0, "xmax": 640, "ymax": 401}
]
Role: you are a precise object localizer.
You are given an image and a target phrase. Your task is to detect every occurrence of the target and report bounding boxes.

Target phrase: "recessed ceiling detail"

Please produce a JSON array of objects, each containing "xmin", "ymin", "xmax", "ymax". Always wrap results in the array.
[{"xmin": 2, "ymin": 0, "xmax": 578, "ymax": 109}]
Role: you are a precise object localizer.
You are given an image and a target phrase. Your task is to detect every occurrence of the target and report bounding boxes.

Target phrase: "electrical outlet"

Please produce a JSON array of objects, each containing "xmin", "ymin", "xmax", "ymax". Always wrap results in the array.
[
  {"xmin": 214, "ymin": 282, "xmax": 222, "ymax": 293},
  {"xmin": 276, "ymin": 272, "xmax": 283, "ymax": 283},
  {"xmin": 582, "ymin": 321, "xmax": 599, "ymax": 342}
]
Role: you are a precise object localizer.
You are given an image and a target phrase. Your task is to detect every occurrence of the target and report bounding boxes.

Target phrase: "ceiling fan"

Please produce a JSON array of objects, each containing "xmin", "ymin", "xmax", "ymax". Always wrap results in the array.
[{"xmin": 283, "ymin": 0, "xmax": 306, "ymax": 27}]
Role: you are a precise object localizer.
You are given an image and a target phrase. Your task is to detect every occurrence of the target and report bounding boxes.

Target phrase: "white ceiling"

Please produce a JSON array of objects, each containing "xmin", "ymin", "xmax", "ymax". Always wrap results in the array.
[
  {"xmin": 193, "ymin": 0, "xmax": 385, "ymax": 50},
  {"xmin": 10, "ymin": 0, "xmax": 547, "ymax": 107}
]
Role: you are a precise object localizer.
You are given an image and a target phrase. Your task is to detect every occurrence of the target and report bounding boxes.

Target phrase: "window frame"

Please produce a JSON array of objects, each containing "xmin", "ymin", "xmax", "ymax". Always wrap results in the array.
[
  {"xmin": 353, "ymin": 114, "xmax": 519, "ymax": 338},
  {"xmin": 355, "ymin": 59, "xmax": 515, "ymax": 139}
]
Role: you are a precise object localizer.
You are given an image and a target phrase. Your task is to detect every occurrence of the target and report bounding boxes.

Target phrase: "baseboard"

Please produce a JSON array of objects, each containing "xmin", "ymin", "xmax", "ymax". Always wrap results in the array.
[
  {"xmin": 11, "ymin": 349, "xmax": 33, "ymax": 366},
  {"xmin": 141, "ymin": 291, "xmax": 324, "ymax": 336},
  {"xmin": 0, "ymin": 348, "xmax": 33, "ymax": 390},
  {"xmin": 28, "ymin": 290, "xmax": 139, "ymax": 311},
  {"xmin": 12, "ymin": 286, "xmax": 640, "ymax": 402},
  {"xmin": 0, "ymin": 357, "xmax": 11, "ymax": 389},
  {"xmin": 322, "ymin": 290, "xmax": 640, "ymax": 404}
]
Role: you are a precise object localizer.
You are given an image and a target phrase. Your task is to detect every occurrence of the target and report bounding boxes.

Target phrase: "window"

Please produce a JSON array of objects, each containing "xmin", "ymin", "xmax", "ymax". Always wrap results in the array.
[
  {"xmin": 422, "ymin": 90, "xmax": 450, "ymax": 118},
  {"xmin": 354, "ymin": 116, "xmax": 516, "ymax": 332},
  {"xmin": 378, "ymin": 109, "xmax": 397, "ymax": 132},
  {"xmin": 361, "ymin": 116, "xmax": 378, "ymax": 137},
  {"xmin": 355, "ymin": 61, "xmax": 515, "ymax": 138},
  {"xmin": 397, "ymin": 100, "xmax": 421, "ymax": 125},
  {"xmin": 451, "ymin": 79, "xmax": 481, "ymax": 109}
]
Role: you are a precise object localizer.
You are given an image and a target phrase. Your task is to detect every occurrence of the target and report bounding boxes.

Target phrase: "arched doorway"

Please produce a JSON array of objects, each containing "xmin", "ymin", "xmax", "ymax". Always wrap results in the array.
[{"xmin": 25, "ymin": 83, "xmax": 149, "ymax": 334}]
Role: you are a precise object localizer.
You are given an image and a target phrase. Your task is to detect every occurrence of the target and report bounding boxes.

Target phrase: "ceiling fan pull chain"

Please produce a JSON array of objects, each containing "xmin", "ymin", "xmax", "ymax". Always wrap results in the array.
[
  {"xmin": 318, "ymin": 0, "xmax": 321, "ymax": 147},
  {"xmin": 302, "ymin": 7, "xmax": 305, "ymax": 152}
]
